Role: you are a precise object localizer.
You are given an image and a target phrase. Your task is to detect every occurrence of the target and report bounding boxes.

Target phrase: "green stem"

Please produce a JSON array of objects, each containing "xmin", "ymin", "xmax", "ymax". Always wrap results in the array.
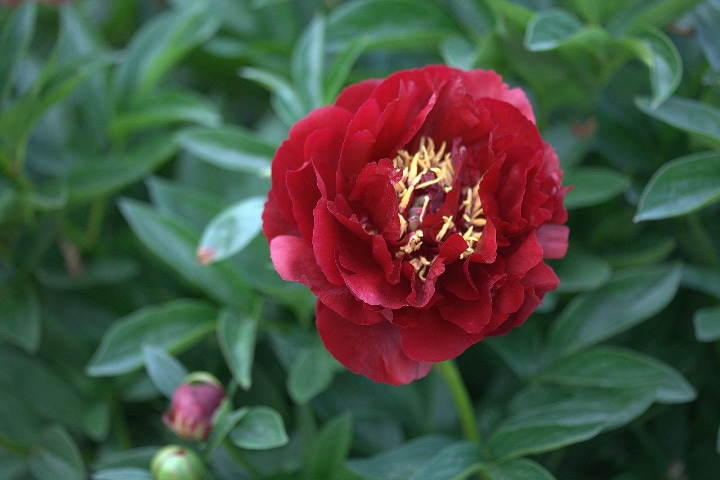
[{"xmin": 435, "ymin": 360, "xmax": 481, "ymax": 445}]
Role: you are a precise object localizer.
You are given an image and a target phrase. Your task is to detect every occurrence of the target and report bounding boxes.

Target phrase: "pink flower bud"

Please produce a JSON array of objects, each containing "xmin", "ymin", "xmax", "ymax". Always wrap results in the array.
[
  {"xmin": 163, "ymin": 372, "xmax": 225, "ymax": 441},
  {"xmin": 150, "ymin": 445, "xmax": 206, "ymax": 480}
]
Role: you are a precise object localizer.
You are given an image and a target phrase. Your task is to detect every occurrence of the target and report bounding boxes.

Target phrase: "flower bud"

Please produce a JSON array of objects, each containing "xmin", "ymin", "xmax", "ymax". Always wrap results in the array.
[
  {"xmin": 150, "ymin": 445, "xmax": 206, "ymax": 480},
  {"xmin": 163, "ymin": 372, "xmax": 225, "ymax": 441}
]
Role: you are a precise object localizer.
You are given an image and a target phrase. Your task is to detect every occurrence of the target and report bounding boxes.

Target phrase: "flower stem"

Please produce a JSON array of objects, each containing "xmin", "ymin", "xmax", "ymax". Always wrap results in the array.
[{"xmin": 435, "ymin": 360, "xmax": 481, "ymax": 445}]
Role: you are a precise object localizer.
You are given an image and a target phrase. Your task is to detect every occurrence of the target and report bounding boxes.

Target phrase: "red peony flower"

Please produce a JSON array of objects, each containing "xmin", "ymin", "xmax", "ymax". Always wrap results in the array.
[
  {"xmin": 263, "ymin": 65, "xmax": 568, "ymax": 385},
  {"xmin": 163, "ymin": 373, "xmax": 225, "ymax": 441}
]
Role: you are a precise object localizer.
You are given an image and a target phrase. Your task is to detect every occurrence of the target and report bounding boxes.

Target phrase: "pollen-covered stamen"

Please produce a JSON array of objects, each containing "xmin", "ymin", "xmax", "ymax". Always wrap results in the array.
[{"xmin": 392, "ymin": 137, "xmax": 487, "ymax": 279}]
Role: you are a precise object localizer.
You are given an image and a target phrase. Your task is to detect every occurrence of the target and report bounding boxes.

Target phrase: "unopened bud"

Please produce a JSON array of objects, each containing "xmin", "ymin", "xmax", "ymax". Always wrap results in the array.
[
  {"xmin": 163, "ymin": 372, "xmax": 225, "ymax": 441},
  {"xmin": 150, "ymin": 445, "xmax": 206, "ymax": 480}
]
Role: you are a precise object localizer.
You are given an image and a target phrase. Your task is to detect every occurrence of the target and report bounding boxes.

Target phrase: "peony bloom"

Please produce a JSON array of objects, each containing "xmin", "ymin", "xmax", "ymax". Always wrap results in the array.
[
  {"xmin": 263, "ymin": 65, "xmax": 568, "ymax": 385},
  {"xmin": 163, "ymin": 373, "xmax": 225, "ymax": 441}
]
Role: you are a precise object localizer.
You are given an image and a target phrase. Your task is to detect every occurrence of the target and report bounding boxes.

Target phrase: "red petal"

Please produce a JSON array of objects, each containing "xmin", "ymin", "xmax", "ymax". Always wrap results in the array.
[
  {"xmin": 399, "ymin": 309, "xmax": 483, "ymax": 362},
  {"xmin": 335, "ymin": 78, "xmax": 382, "ymax": 112},
  {"xmin": 316, "ymin": 302, "xmax": 432, "ymax": 385},
  {"xmin": 536, "ymin": 224, "xmax": 569, "ymax": 259}
]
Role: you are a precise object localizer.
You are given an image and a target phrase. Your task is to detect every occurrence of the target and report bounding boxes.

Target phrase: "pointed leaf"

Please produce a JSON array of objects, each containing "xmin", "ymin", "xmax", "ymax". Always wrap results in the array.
[
  {"xmin": 0, "ymin": 2, "xmax": 36, "ymax": 104},
  {"xmin": 27, "ymin": 426, "xmax": 84, "ymax": 480},
  {"xmin": 176, "ymin": 125, "xmax": 274, "ymax": 175},
  {"xmin": 142, "ymin": 345, "xmax": 188, "ymax": 398},
  {"xmin": 217, "ymin": 309, "xmax": 259, "ymax": 390},
  {"xmin": 481, "ymin": 459, "xmax": 555, "ymax": 480},
  {"xmin": 87, "ymin": 299, "xmax": 217, "ymax": 377},
  {"xmin": 547, "ymin": 264, "xmax": 682, "ymax": 358},
  {"xmin": 563, "ymin": 166, "xmax": 630, "ymax": 209},
  {"xmin": 635, "ymin": 96, "xmax": 720, "ymax": 145},
  {"xmin": 408, "ymin": 442, "xmax": 482, "ymax": 480},
  {"xmin": 635, "ymin": 152, "xmax": 720, "ymax": 221},
  {"xmin": 634, "ymin": 27, "xmax": 682, "ymax": 107},
  {"xmin": 306, "ymin": 414, "xmax": 354, "ymax": 480},
  {"xmin": 287, "ymin": 342, "xmax": 339, "ymax": 404},
  {"xmin": 694, "ymin": 306, "xmax": 720, "ymax": 342},
  {"xmin": 197, "ymin": 196, "xmax": 265, "ymax": 265},
  {"xmin": 538, "ymin": 346, "xmax": 696, "ymax": 404},
  {"xmin": 524, "ymin": 9, "xmax": 583, "ymax": 52},
  {"xmin": 291, "ymin": 15, "xmax": 325, "ymax": 111},
  {"xmin": 119, "ymin": 199, "xmax": 252, "ymax": 309},
  {"xmin": 229, "ymin": 406, "xmax": 289, "ymax": 450}
]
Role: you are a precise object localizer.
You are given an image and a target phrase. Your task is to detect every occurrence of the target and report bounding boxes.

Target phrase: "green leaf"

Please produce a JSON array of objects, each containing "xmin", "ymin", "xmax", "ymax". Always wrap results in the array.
[
  {"xmin": 0, "ymin": 282, "xmax": 41, "ymax": 353},
  {"xmin": 408, "ymin": 442, "xmax": 482, "ymax": 480},
  {"xmin": 229, "ymin": 406, "xmax": 289, "ymax": 450},
  {"xmin": 346, "ymin": 435, "xmax": 455, "ymax": 480},
  {"xmin": 553, "ymin": 247, "xmax": 612, "ymax": 293},
  {"xmin": 326, "ymin": 0, "xmax": 455, "ymax": 51},
  {"xmin": 481, "ymin": 459, "xmax": 555, "ymax": 480},
  {"xmin": 287, "ymin": 341, "xmax": 339, "ymax": 404},
  {"xmin": 563, "ymin": 166, "xmax": 630, "ymax": 209},
  {"xmin": 175, "ymin": 125, "xmax": 274, "ymax": 175},
  {"xmin": 694, "ymin": 306, "xmax": 720, "ymax": 342},
  {"xmin": 217, "ymin": 309, "xmax": 258, "ymax": 390},
  {"xmin": 292, "ymin": 15, "xmax": 325, "ymax": 111},
  {"xmin": 0, "ymin": 2, "xmax": 36, "ymax": 104},
  {"xmin": 547, "ymin": 264, "xmax": 682, "ymax": 358},
  {"xmin": 306, "ymin": 414, "xmax": 354, "ymax": 480},
  {"xmin": 489, "ymin": 386, "xmax": 656, "ymax": 461},
  {"xmin": 538, "ymin": 346, "xmax": 696, "ymax": 404},
  {"xmin": 86, "ymin": 299, "xmax": 217, "ymax": 377},
  {"xmin": 27, "ymin": 426, "xmax": 85, "ymax": 480},
  {"xmin": 197, "ymin": 196, "xmax": 265, "ymax": 265},
  {"xmin": 622, "ymin": 0, "xmax": 704, "ymax": 33},
  {"xmin": 634, "ymin": 27, "xmax": 682, "ymax": 108},
  {"xmin": 112, "ymin": 1, "xmax": 218, "ymax": 106},
  {"xmin": 635, "ymin": 152, "xmax": 720, "ymax": 221},
  {"xmin": 92, "ymin": 468, "xmax": 152, "ymax": 480},
  {"xmin": 635, "ymin": 96, "xmax": 720, "ymax": 145},
  {"xmin": 111, "ymin": 88, "xmax": 220, "ymax": 139},
  {"xmin": 324, "ymin": 36, "xmax": 369, "ymax": 104},
  {"xmin": 524, "ymin": 9, "xmax": 584, "ymax": 52},
  {"xmin": 206, "ymin": 404, "xmax": 248, "ymax": 455},
  {"xmin": 119, "ymin": 198, "xmax": 252, "ymax": 309},
  {"xmin": 142, "ymin": 345, "xmax": 188, "ymax": 398},
  {"xmin": 240, "ymin": 67, "xmax": 306, "ymax": 127},
  {"xmin": 67, "ymin": 134, "xmax": 178, "ymax": 204}
]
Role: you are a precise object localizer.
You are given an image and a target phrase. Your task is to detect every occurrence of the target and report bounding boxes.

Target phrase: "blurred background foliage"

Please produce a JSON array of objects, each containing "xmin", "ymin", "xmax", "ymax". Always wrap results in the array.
[{"xmin": 1, "ymin": 0, "xmax": 720, "ymax": 479}]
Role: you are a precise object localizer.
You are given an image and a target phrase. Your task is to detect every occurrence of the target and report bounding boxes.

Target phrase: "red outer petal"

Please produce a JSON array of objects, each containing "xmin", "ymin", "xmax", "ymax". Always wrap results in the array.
[
  {"xmin": 399, "ymin": 309, "xmax": 484, "ymax": 362},
  {"xmin": 536, "ymin": 224, "xmax": 569, "ymax": 259},
  {"xmin": 316, "ymin": 301, "xmax": 432, "ymax": 385}
]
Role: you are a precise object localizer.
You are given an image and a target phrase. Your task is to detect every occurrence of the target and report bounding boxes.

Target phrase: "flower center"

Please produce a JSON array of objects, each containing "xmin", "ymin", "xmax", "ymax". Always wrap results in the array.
[{"xmin": 392, "ymin": 137, "xmax": 486, "ymax": 280}]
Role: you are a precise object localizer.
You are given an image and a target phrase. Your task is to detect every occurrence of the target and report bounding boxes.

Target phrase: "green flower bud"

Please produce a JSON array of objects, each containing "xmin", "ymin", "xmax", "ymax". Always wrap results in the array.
[{"xmin": 150, "ymin": 445, "xmax": 207, "ymax": 480}]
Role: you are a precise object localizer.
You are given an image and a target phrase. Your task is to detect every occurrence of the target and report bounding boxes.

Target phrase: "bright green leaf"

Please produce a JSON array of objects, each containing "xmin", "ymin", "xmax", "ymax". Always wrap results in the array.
[
  {"xmin": 197, "ymin": 196, "xmax": 265, "ymax": 264},
  {"xmin": 142, "ymin": 345, "xmax": 188, "ymax": 398},
  {"xmin": 176, "ymin": 125, "xmax": 274, "ymax": 175},
  {"xmin": 563, "ymin": 166, "xmax": 630, "ymax": 209},
  {"xmin": 694, "ymin": 306, "xmax": 720, "ymax": 342},
  {"xmin": 217, "ymin": 309, "xmax": 259, "ymax": 390},
  {"xmin": 635, "ymin": 152, "xmax": 720, "ymax": 221},
  {"xmin": 524, "ymin": 9, "xmax": 584, "ymax": 52},
  {"xmin": 240, "ymin": 67, "xmax": 306, "ymax": 126},
  {"xmin": 635, "ymin": 96, "xmax": 720, "ymax": 145},
  {"xmin": 27, "ymin": 426, "xmax": 85, "ymax": 480},
  {"xmin": 0, "ymin": 282, "xmax": 41, "ymax": 353},
  {"xmin": 538, "ymin": 346, "xmax": 696, "ymax": 404},
  {"xmin": 119, "ymin": 199, "xmax": 252, "ymax": 309},
  {"xmin": 547, "ymin": 264, "xmax": 682, "ymax": 358},
  {"xmin": 230, "ymin": 406, "xmax": 289, "ymax": 450},
  {"xmin": 86, "ymin": 299, "xmax": 217, "ymax": 377},
  {"xmin": 634, "ymin": 27, "xmax": 682, "ymax": 107}
]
